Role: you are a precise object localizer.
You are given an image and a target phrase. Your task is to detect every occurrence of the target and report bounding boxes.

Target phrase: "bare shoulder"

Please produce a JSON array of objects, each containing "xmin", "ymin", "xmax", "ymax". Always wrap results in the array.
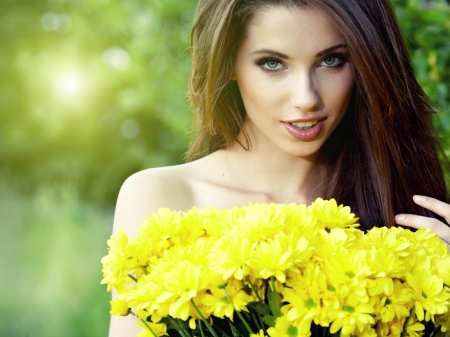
[
  {"xmin": 108, "ymin": 149, "xmax": 252, "ymax": 337},
  {"xmin": 112, "ymin": 164, "xmax": 195, "ymax": 238}
]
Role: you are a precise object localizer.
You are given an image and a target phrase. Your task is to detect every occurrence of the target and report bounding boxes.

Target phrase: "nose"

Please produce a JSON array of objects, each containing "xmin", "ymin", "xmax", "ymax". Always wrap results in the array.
[{"xmin": 290, "ymin": 71, "xmax": 320, "ymax": 112}]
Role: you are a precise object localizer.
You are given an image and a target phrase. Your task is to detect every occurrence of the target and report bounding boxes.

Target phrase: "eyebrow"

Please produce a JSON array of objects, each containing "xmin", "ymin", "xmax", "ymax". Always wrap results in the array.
[
  {"xmin": 315, "ymin": 43, "xmax": 347, "ymax": 57},
  {"xmin": 251, "ymin": 43, "xmax": 347, "ymax": 59}
]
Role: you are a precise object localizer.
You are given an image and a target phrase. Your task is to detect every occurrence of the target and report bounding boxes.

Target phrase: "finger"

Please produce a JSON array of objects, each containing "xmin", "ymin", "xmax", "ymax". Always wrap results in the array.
[
  {"xmin": 412, "ymin": 195, "xmax": 450, "ymax": 224},
  {"xmin": 394, "ymin": 213, "xmax": 450, "ymax": 245}
]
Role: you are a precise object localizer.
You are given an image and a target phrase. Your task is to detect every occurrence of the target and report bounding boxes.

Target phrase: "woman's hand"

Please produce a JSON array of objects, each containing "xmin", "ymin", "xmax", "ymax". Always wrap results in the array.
[{"xmin": 394, "ymin": 195, "xmax": 450, "ymax": 252}]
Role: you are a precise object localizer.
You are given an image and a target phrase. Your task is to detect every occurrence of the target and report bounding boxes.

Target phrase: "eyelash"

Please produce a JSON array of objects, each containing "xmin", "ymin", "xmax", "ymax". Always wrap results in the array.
[{"xmin": 255, "ymin": 53, "xmax": 347, "ymax": 73}]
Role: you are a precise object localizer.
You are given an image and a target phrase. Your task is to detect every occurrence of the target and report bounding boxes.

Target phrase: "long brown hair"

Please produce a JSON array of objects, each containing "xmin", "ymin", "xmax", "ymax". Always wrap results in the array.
[{"xmin": 187, "ymin": 0, "xmax": 449, "ymax": 230}]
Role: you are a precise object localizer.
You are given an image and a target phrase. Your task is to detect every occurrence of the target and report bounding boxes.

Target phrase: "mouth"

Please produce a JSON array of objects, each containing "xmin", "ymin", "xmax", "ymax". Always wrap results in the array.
[
  {"xmin": 289, "ymin": 121, "xmax": 319, "ymax": 130},
  {"xmin": 281, "ymin": 117, "xmax": 327, "ymax": 141}
]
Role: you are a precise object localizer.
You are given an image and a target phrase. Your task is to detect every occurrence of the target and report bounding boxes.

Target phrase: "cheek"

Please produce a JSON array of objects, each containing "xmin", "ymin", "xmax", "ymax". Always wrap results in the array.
[
  {"xmin": 323, "ymin": 72, "xmax": 355, "ymax": 114},
  {"xmin": 237, "ymin": 74, "xmax": 276, "ymax": 111}
]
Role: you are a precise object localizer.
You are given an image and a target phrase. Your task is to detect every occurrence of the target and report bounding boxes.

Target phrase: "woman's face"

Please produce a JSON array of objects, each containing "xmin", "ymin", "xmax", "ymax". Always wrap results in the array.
[{"xmin": 234, "ymin": 6, "xmax": 355, "ymax": 159}]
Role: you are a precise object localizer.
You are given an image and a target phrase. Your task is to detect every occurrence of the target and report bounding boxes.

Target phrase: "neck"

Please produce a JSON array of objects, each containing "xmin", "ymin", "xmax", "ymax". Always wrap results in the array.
[{"xmin": 224, "ymin": 139, "xmax": 325, "ymax": 205}]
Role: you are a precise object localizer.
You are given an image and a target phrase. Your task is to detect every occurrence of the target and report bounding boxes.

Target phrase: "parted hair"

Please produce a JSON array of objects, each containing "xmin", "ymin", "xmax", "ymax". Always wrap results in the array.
[{"xmin": 187, "ymin": 0, "xmax": 449, "ymax": 230}]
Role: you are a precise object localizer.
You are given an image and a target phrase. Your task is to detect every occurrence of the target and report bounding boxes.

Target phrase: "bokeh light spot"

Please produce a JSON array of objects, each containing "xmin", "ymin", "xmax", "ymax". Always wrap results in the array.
[
  {"xmin": 40, "ymin": 12, "xmax": 72, "ymax": 33},
  {"xmin": 120, "ymin": 119, "xmax": 140, "ymax": 139},
  {"xmin": 98, "ymin": 108, "xmax": 120, "ymax": 133},
  {"xmin": 102, "ymin": 47, "xmax": 131, "ymax": 71}
]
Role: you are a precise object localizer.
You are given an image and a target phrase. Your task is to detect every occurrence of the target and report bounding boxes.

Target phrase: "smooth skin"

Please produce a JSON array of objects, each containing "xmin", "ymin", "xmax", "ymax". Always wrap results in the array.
[{"xmin": 108, "ymin": 6, "xmax": 450, "ymax": 337}]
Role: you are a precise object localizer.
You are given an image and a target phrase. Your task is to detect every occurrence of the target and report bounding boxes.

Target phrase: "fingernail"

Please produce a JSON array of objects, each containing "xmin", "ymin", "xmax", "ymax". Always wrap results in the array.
[
  {"xmin": 395, "ymin": 214, "xmax": 406, "ymax": 221},
  {"xmin": 413, "ymin": 195, "xmax": 427, "ymax": 202}
]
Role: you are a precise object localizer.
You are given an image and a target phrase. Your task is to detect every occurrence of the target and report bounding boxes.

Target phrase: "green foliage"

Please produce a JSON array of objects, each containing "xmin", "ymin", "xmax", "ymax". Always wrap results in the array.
[
  {"xmin": 0, "ymin": 0, "xmax": 197, "ymax": 205},
  {"xmin": 0, "ymin": 184, "xmax": 112, "ymax": 336},
  {"xmin": 393, "ymin": 0, "xmax": 450, "ymax": 153}
]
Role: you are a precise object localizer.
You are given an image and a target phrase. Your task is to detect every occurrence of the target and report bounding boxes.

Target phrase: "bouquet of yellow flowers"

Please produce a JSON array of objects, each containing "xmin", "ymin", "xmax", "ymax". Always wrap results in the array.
[{"xmin": 101, "ymin": 199, "xmax": 450, "ymax": 337}]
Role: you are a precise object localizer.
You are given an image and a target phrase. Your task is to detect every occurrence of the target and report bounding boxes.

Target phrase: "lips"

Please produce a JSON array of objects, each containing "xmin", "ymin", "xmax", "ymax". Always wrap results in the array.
[{"xmin": 281, "ymin": 116, "xmax": 327, "ymax": 141}]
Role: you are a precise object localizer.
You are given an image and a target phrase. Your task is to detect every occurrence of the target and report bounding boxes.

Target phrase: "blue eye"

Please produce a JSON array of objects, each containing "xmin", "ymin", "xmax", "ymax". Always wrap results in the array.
[{"xmin": 318, "ymin": 54, "xmax": 345, "ymax": 68}]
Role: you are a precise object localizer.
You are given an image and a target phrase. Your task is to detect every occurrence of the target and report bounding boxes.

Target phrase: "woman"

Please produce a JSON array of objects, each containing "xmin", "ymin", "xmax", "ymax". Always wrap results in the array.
[{"xmin": 108, "ymin": 0, "xmax": 450, "ymax": 335}]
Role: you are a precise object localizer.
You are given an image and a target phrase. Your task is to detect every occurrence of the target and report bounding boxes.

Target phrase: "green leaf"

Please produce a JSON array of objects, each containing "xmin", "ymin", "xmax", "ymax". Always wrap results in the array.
[
  {"xmin": 262, "ymin": 315, "xmax": 276, "ymax": 327},
  {"xmin": 268, "ymin": 288, "xmax": 282, "ymax": 318},
  {"xmin": 248, "ymin": 302, "xmax": 270, "ymax": 316}
]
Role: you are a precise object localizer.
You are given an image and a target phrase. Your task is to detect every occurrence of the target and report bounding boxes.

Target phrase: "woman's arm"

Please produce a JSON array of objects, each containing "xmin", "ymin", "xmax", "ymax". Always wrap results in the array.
[
  {"xmin": 394, "ymin": 195, "xmax": 450, "ymax": 251},
  {"xmin": 107, "ymin": 167, "xmax": 192, "ymax": 337}
]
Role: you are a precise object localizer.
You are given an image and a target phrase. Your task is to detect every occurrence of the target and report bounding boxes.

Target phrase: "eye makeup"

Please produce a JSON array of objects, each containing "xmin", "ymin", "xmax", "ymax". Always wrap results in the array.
[{"xmin": 254, "ymin": 52, "xmax": 348, "ymax": 73}]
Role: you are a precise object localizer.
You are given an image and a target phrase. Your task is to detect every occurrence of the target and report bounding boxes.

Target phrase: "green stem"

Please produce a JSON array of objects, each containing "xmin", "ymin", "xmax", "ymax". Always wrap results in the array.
[
  {"xmin": 138, "ymin": 318, "xmax": 158, "ymax": 337},
  {"xmin": 246, "ymin": 277, "xmax": 263, "ymax": 302},
  {"xmin": 190, "ymin": 299, "xmax": 220, "ymax": 337},
  {"xmin": 223, "ymin": 288, "xmax": 254, "ymax": 335},
  {"xmin": 250, "ymin": 310, "xmax": 262, "ymax": 331},
  {"xmin": 177, "ymin": 319, "xmax": 192, "ymax": 337},
  {"xmin": 170, "ymin": 318, "xmax": 190, "ymax": 337},
  {"xmin": 199, "ymin": 319, "xmax": 206, "ymax": 337},
  {"xmin": 128, "ymin": 274, "xmax": 138, "ymax": 282}
]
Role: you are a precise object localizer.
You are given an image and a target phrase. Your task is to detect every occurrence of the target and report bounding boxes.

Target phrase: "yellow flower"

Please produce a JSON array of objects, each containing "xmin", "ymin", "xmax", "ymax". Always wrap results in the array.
[
  {"xmin": 236, "ymin": 203, "xmax": 287, "ymax": 242},
  {"xmin": 313, "ymin": 227, "xmax": 352, "ymax": 264},
  {"xmin": 387, "ymin": 317, "xmax": 405, "ymax": 336},
  {"xmin": 124, "ymin": 274, "xmax": 158, "ymax": 315},
  {"xmin": 208, "ymin": 236, "xmax": 252, "ymax": 281},
  {"xmin": 248, "ymin": 233, "xmax": 296, "ymax": 283},
  {"xmin": 180, "ymin": 207, "xmax": 212, "ymax": 240},
  {"xmin": 279, "ymin": 203, "xmax": 316, "ymax": 235},
  {"xmin": 110, "ymin": 298, "xmax": 130, "ymax": 316},
  {"xmin": 251, "ymin": 329, "xmax": 269, "ymax": 337},
  {"xmin": 280, "ymin": 233, "xmax": 314, "ymax": 269},
  {"xmin": 375, "ymin": 321, "xmax": 389, "ymax": 337},
  {"xmin": 364, "ymin": 227, "xmax": 410, "ymax": 280},
  {"xmin": 138, "ymin": 208, "xmax": 182, "ymax": 250},
  {"xmin": 136, "ymin": 320, "xmax": 168, "ymax": 337},
  {"xmin": 377, "ymin": 279, "xmax": 413, "ymax": 322},
  {"xmin": 308, "ymin": 198, "xmax": 359, "ymax": 230},
  {"xmin": 328, "ymin": 297, "xmax": 376, "ymax": 336},
  {"xmin": 128, "ymin": 236, "xmax": 154, "ymax": 270},
  {"xmin": 354, "ymin": 327, "xmax": 378, "ymax": 337},
  {"xmin": 282, "ymin": 264, "xmax": 329, "ymax": 328},
  {"xmin": 404, "ymin": 228, "xmax": 448, "ymax": 256},
  {"xmin": 406, "ymin": 272, "xmax": 450, "ymax": 322},
  {"xmin": 267, "ymin": 315, "xmax": 301, "ymax": 337},
  {"xmin": 152, "ymin": 260, "xmax": 209, "ymax": 321},
  {"xmin": 403, "ymin": 312, "xmax": 425, "ymax": 337},
  {"xmin": 340, "ymin": 326, "xmax": 378, "ymax": 337},
  {"xmin": 161, "ymin": 238, "xmax": 217, "ymax": 276},
  {"xmin": 435, "ymin": 255, "xmax": 450, "ymax": 286},
  {"xmin": 324, "ymin": 248, "xmax": 372, "ymax": 303},
  {"xmin": 101, "ymin": 228, "xmax": 138, "ymax": 291},
  {"xmin": 201, "ymin": 279, "xmax": 254, "ymax": 319},
  {"xmin": 102, "ymin": 200, "xmax": 450, "ymax": 337},
  {"xmin": 201, "ymin": 207, "xmax": 243, "ymax": 238}
]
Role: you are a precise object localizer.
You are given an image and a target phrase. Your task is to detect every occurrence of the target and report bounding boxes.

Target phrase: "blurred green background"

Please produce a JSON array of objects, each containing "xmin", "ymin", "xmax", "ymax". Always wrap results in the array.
[{"xmin": 0, "ymin": 0, "xmax": 449, "ymax": 336}]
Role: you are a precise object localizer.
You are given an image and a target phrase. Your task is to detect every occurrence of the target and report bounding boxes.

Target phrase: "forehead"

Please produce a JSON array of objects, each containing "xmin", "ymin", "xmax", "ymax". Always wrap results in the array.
[{"xmin": 240, "ymin": 6, "xmax": 345, "ymax": 56}]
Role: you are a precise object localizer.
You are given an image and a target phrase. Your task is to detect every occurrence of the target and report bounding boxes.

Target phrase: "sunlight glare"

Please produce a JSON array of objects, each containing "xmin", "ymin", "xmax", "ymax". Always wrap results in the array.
[{"xmin": 55, "ymin": 73, "xmax": 84, "ymax": 98}]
